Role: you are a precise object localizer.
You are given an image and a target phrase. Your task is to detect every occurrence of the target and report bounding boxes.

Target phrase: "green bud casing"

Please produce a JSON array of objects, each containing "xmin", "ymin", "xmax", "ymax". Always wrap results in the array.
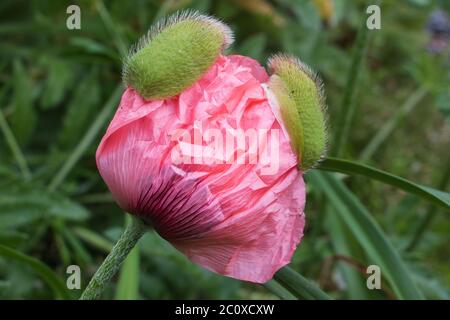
[
  {"xmin": 123, "ymin": 10, "xmax": 234, "ymax": 100},
  {"xmin": 268, "ymin": 54, "xmax": 327, "ymax": 170}
]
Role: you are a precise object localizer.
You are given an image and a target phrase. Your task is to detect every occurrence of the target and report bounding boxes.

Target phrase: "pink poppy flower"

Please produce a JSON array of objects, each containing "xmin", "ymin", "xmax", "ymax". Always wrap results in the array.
[{"xmin": 96, "ymin": 54, "xmax": 306, "ymax": 283}]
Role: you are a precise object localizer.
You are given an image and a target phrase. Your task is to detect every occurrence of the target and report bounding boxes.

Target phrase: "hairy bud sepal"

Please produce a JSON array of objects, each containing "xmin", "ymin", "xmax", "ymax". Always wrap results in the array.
[
  {"xmin": 268, "ymin": 54, "xmax": 327, "ymax": 170},
  {"xmin": 123, "ymin": 11, "xmax": 234, "ymax": 100}
]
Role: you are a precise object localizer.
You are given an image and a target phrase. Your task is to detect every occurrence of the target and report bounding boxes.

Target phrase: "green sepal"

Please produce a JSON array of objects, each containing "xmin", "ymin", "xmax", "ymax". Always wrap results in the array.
[
  {"xmin": 123, "ymin": 11, "xmax": 233, "ymax": 100},
  {"xmin": 268, "ymin": 54, "xmax": 327, "ymax": 170}
]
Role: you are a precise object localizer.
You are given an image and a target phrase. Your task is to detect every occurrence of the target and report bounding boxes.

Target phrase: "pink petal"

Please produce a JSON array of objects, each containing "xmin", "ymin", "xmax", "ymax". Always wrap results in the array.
[{"xmin": 173, "ymin": 168, "xmax": 305, "ymax": 283}]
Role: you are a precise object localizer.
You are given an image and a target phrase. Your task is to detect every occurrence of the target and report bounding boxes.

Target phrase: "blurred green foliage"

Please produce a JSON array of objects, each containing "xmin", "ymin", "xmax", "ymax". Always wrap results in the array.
[{"xmin": 0, "ymin": 0, "xmax": 449, "ymax": 299}]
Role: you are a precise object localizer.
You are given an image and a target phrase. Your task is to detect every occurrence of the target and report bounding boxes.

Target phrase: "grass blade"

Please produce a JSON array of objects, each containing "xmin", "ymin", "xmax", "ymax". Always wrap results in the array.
[
  {"xmin": 152, "ymin": 0, "xmax": 176, "ymax": 22},
  {"xmin": 0, "ymin": 87, "xmax": 31, "ymax": 180},
  {"xmin": 405, "ymin": 160, "xmax": 450, "ymax": 251},
  {"xmin": 73, "ymin": 227, "xmax": 113, "ymax": 253},
  {"xmin": 115, "ymin": 244, "xmax": 140, "ymax": 300},
  {"xmin": 274, "ymin": 266, "xmax": 332, "ymax": 300},
  {"xmin": 9, "ymin": 60, "xmax": 36, "ymax": 147},
  {"xmin": 326, "ymin": 208, "xmax": 370, "ymax": 299},
  {"xmin": 308, "ymin": 171, "xmax": 424, "ymax": 299},
  {"xmin": 57, "ymin": 69, "xmax": 101, "ymax": 149},
  {"xmin": 262, "ymin": 280, "xmax": 297, "ymax": 300},
  {"xmin": 360, "ymin": 87, "xmax": 427, "ymax": 161},
  {"xmin": 0, "ymin": 244, "xmax": 70, "ymax": 299},
  {"xmin": 62, "ymin": 227, "xmax": 93, "ymax": 265},
  {"xmin": 48, "ymin": 84, "xmax": 122, "ymax": 192},
  {"xmin": 318, "ymin": 157, "xmax": 450, "ymax": 210},
  {"xmin": 96, "ymin": 0, "xmax": 128, "ymax": 58},
  {"xmin": 333, "ymin": 4, "xmax": 372, "ymax": 157}
]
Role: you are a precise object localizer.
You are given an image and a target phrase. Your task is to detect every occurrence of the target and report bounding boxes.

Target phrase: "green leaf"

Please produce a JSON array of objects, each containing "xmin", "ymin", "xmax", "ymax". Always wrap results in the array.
[
  {"xmin": 73, "ymin": 227, "xmax": 113, "ymax": 253},
  {"xmin": 62, "ymin": 228, "xmax": 93, "ymax": 266},
  {"xmin": 274, "ymin": 267, "xmax": 332, "ymax": 300},
  {"xmin": 115, "ymin": 244, "xmax": 140, "ymax": 300},
  {"xmin": 0, "ymin": 85, "xmax": 31, "ymax": 180},
  {"xmin": 262, "ymin": 279, "xmax": 297, "ymax": 300},
  {"xmin": 359, "ymin": 87, "xmax": 427, "ymax": 161},
  {"xmin": 0, "ymin": 230, "xmax": 28, "ymax": 246},
  {"xmin": 435, "ymin": 90, "xmax": 450, "ymax": 124},
  {"xmin": 9, "ymin": 60, "xmax": 36, "ymax": 146},
  {"xmin": 405, "ymin": 161, "xmax": 450, "ymax": 251},
  {"xmin": 69, "ymin": 37, "xmax": 119, "ymax": 60},
  {"xmin": 308, "ymin": 171, "xmax": 424, "ymax": 299},
  {"xmin": 57, "ymin": 69, "xmax": 101, "ymax": 149},
  {"xmin": 412, "ymin": 272, "xmax": 450, "ymax": 299},
  {"xmin": 48, "ymin": 84, "xmax": 122, "ymax": 192},
  {"xmin": 54, "ymin": 230, "xmax": 71, "ymax": 266},
  {"xmin": 238, "ymin": 34, "xmax": 267, "ymax": 61},
  {"xmin": 96, "ymin": 0, "xmax": 128, "ymax": 58},
  {"xmin": 325, "ymin": 209, "xmax": 370, "ymax": 299},
  {"xmin": 0, "ymin": 244, "xmax": 70, "ymax": 299},
  {"xmin": 317, "ymin": 157, "xmax": 450, "ymax": 210},
  {"xmin": 291, "ymin": 0, "xmax": 321, "ymax": 29},
  {"xmin": 39, "ymin": 56, "xmax": 74, "ymax": 109},
  {"xmin": 0, "ymin": 185, "xmax": 89, "ymax": 229}
]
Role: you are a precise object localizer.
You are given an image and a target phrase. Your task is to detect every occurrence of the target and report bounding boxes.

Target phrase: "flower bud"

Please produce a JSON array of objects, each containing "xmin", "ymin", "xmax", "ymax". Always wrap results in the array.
[
  {"xmin": 268, "ymin": 54, "xmax": 327, "ymax": 170},
  {"xmin": 123, "ymin": 10, "xmax": 233, "ymax": 99},
  {"xmin": 97, "ymin": 55, "xmax": 305, "ymax": 283},
  {"xmin": 96, "ymin": 12, "xmax": 331, "ymax": 284}
]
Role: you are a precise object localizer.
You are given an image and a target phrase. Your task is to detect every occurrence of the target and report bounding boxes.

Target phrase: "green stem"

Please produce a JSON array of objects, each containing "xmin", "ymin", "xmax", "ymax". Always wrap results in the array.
[
  {"xmin": 0, "ymin": 104, "xmax": 31, "ymax": 181},
  {"xmin": 274, "ymin": 267, "xmax": 332, "ymax": 300},
  {"xmin": 360, "ymin": 87, "xmax": 427, "ymax": 161},
  {"xmin": 405, "ymin": 160, "xmax": 450, "ymax": 251},
  {"xmin": 96, "ymin": 0, "xmax": 128, "ymax": 58},
  {"xmin": 333, "ymin": 1, "xmax": 375, "ymax": 157},
  {"xmin": 80, "ymin": 217, "xmax": 147, "ymax": 300}
]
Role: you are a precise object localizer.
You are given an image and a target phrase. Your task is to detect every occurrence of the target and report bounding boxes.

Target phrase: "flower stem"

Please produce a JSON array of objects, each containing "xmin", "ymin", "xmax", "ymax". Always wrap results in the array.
[
  {"xmin": 333, "ymin": 1, "xmax": 376, "ymax": 157},
  {"xmin": 80, "ymin": 216, "xmax": 147, "ymax": 300}
]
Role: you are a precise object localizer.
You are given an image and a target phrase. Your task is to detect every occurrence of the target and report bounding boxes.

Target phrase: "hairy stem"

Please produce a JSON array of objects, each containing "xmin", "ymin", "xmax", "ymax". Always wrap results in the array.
[{"xmin": 80, "ymin": 217, "xmax": 147, "ymax": 300}]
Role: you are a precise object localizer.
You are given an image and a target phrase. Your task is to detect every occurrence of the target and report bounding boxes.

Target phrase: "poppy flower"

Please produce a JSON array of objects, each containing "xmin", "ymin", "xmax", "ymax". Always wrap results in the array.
[{"xmin": 96, "ymin": 11, "xmax": 326, "ymax": 283}]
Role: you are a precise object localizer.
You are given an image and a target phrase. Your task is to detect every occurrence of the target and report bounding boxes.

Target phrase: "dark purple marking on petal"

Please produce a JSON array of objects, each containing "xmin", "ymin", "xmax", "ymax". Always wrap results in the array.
[{"xmin": 131, "ymin": 168, "xmax": 223, "ymax": 241}]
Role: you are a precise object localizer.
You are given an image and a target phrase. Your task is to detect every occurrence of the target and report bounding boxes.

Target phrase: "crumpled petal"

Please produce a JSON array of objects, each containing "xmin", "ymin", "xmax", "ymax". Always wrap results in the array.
[{"xmin": 96, "ymin": 55, "xmax": 305, "ymax": 283}]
